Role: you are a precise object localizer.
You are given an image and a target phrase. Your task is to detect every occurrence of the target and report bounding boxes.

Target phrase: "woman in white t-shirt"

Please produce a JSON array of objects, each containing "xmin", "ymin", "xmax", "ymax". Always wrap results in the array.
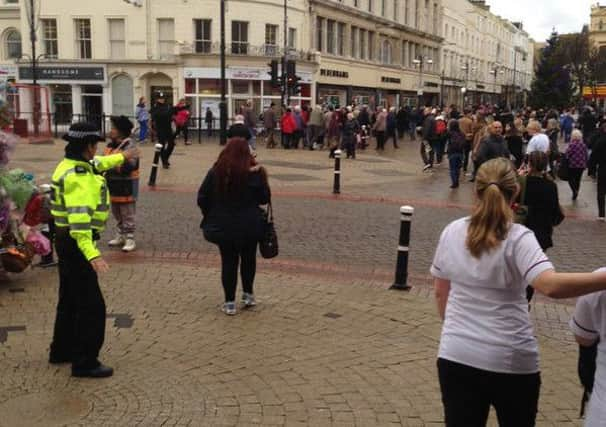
[
  {"xmin": 570, "ymin": 269, "xmax": 606, "ymax": 427},
  {"xmin": 431, "ymin": 157, "xmax": 606, "ymax": 427}
]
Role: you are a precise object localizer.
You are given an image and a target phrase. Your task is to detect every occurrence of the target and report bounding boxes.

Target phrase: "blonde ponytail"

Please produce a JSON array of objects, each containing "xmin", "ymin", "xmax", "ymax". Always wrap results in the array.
[{"xmin": 466, "ymin": 158, "xmax": 518, "ymax": 258}]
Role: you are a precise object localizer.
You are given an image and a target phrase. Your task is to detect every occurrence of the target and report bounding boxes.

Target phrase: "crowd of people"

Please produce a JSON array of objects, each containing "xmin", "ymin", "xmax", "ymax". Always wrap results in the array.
[{"xmin": 42, "ymin": 95, "xmax": 606, "ymax": 426}]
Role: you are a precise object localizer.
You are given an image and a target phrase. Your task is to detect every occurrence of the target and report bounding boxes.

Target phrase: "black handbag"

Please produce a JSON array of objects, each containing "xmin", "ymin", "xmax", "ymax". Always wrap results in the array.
[{"xmin": 259, "ymin": 202, "xmax": 278, "ymax": 259}]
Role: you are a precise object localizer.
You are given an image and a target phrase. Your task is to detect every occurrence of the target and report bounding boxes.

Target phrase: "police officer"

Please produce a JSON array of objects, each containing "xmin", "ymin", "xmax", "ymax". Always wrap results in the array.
[
  {"xmin": 150, "ymin": 92, "xmax": 175, "ymax": 169},
  {"xmin": 48, "ymin": 122, "xmax": 139, "ymax": 378}
]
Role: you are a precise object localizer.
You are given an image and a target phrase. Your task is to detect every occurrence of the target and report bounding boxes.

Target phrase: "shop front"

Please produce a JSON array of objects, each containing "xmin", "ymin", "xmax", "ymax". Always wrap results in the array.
[
  {"xmin": 184, "ymin": 67, "xmax": 312, "ymax": 126},
  {"xmin": 18, "ymin": 64, "xmax": 107, "ymax": 128}
]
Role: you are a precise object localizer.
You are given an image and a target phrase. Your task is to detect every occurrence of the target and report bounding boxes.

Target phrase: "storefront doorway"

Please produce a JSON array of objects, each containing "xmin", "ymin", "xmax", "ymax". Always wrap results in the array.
[
  {"xmin": 81, "ymin": 85, "xmax": 103, "ymax": 129},
  {"xmin": 151, "ymin": 86, "xmax": 173, "ymax": 106},
  {"xmin": 50, "ymin": 84, "xmax": 72, "ymax": 124}
]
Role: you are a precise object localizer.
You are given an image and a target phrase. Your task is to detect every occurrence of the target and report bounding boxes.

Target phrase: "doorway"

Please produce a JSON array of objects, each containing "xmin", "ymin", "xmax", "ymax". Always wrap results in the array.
[
  {"xmin": 81, "ymin": 85, "xmax": 103, "ymax": 129},
  {"xmin": 150, "ymin": 86, "xmax": 173, "ymax": 107}
]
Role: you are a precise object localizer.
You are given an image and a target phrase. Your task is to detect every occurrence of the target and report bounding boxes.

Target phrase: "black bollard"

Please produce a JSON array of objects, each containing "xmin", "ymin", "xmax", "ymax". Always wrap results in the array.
[
  {"xmin": 148, "ymin": 143, "xmax": 163, "ymax": 187},
  {"xmin": 333, "ymin": 149, "xmax": 342, "ymax": 194},
  {"xmin": 390, "ymin": 206, "xmax": 414, "ymax": 291}
]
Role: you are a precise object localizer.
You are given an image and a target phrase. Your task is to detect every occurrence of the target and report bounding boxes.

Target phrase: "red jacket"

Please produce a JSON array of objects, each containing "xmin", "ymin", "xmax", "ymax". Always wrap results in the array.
[{"xmin": 281, "ymin": 113, "xmax": 296, "ymax": 134}]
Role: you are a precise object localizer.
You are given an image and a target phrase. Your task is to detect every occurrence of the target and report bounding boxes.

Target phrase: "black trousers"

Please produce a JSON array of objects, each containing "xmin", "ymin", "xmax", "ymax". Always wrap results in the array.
[
  {"xmin": 598, "ymin": 172, "xmax": 606, "ymax": 218},
  {"xmin": 206, "ymin": 123, "xmax": 213, "ymax": 137},
  {"xmin": 438, "ymin": 358, "xmax": 541, "ymax": 427},
  {"xmin": 174, "ymin": 125, "xmax": 189, "ymax": 142},
  {"xmin": 375, "ymin": 131, "xmax": 385, "ymax": 150},
  {"xmin": 158, "ymin": 132, "xmax": 176, "ymax": 166},
  {"xmin": 568, "ymin": 168, "xmax": 584, "ymax": 198},
  {"xmin": 218, "ymin": 240, "xmax": 257, "ymax": 302},
  {"xmin": 50, "ymin": 230, "xmax": 106, "ymax": 369}
]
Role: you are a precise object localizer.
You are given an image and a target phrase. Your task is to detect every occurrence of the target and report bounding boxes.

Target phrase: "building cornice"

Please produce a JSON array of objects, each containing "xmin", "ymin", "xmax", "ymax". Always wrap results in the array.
[{"xmin": 309, "ymin": 0, "xmax": 444, "ymax": 44}]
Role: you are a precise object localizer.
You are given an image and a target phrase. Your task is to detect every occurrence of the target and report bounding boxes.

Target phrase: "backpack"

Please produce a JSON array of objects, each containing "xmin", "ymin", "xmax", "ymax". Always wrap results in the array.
[
  {"xmin": 435, "ymin": 120, "xmax": 447, "ymax": 135},
  {"xmin": 578, "ymin": 341, "xmax": 599, "ymax": 417}
]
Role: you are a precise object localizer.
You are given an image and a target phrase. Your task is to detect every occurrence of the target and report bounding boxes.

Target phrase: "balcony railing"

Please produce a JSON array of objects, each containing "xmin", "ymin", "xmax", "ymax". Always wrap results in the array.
[{"xmin": 181, "ymin": 42, "xmax": 317, "ymax": 62}]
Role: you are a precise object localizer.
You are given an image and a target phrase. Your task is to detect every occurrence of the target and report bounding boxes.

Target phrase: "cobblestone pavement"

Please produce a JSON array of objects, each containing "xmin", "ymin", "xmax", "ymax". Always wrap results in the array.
[{"xmin": 0, "ymin": 137, "xmax": 602, "ymax": 426}]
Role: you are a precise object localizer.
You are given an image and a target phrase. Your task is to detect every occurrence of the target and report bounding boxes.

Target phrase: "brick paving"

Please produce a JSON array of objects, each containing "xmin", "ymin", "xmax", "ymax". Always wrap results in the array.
[{"xmin": 0, "ymin": 137, "xmax": 602, "ymax": 426}]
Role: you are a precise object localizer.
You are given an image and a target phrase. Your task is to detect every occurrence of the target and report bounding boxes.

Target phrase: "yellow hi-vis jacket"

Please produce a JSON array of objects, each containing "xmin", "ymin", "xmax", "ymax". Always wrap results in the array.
[{"xmin": 51, "ymin": 153, "xmax": 125, "ymax": 261}]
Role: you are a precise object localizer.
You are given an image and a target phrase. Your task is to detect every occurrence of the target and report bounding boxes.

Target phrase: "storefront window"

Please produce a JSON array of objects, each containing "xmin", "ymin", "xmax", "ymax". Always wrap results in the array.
[
  {"xmin": 185, "ymin": 78, "xmax": 196, "ymax": 94},
  {"xmin": 198, "ymin": 79, "xmax": 220, "ymax": 95},
  {"xmin": 263, "ymin": 81, "xmax": 281, "ymax": 96},
  {"xmin": 252, "ymin": 81, "xmax": 261, "ymax": 96},
  {"xmin": 300, "ymin": 84, "xmax": 311, "ymax": 98},
  {"xmin": 231, "ymin": 80, "xmax": 249, "ymax": 95}
]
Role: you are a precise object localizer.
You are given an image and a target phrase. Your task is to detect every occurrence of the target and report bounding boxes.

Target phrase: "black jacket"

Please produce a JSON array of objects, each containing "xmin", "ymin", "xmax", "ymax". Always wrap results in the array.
[
  {"xmin": 522, "ymin": 175, "xmax": 564, "ymax": 250},
  {"xmin": 197, "ymin": 168, "xmax": 270, "ymax": 243},
  {"xmin": 476, "ymin": 135, "xmax": 510, "ymax": 167},
  {"xmin": 589, "ymin": 131, "xmax": 606, "ymax": 178},
  {"xmin": 150, "ymin": 103, "xmax": 174, "ymax": 135}
]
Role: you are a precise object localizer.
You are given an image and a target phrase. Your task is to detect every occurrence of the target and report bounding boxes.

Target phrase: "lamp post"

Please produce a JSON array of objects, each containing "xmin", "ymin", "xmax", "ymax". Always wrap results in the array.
[
  {"xmin": 461, "ymin": 61, "xmax": 476, "ymax": 107},
  {"xmin": 490, "ymin": 64, "xmax": 504, "ymax": 105},
  {"xmin": 219, "ymin": 0, "xmax": 227, "ymax": 145},
  {"xmin": 413, "ymin": 56, "xmax": 433, "ymax": 108}
]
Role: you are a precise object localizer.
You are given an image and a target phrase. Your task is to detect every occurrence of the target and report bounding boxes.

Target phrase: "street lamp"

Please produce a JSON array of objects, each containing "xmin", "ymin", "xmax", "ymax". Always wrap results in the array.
[
  {"xmin": 461, "ymin": 62, "xmax": 476, "ymax": 107},
  {"xmin": 219, "ymin": 0, "xmax": 227, "ymax": 145},
  {"xmin": 413, "ymin": 56, "xmax": 433, "ymax": 108},
  {"xmin": 490, "ymin": 65, "xmax": 504, "ymax": 105}
]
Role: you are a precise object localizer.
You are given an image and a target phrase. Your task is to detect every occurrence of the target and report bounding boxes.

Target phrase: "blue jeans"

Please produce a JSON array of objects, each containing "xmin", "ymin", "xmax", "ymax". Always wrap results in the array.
[
  {"xmin": 449, "ymin": 153, "xmax": 463, "ymax": 186},
  {"xmin": 138, "ymin": 120, "xmax": 148, "ymax": 141}
]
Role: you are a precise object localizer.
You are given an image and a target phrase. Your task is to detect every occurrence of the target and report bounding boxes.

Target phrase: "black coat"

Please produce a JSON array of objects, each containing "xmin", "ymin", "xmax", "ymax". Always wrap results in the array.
[
  {"xmin": 522, "ymin": 176, "xmax": 564, "ymax": 250},
  {"xmin": 197, "ymin": 169, "xmax": 270, "ymax": 243},
  {"xmin": 476, "ymin": 135, "xmax": 510, "ymax": 167},
  {"xmin": 150, "ymin": 103, "xmax": 174, "ymax": 136}
]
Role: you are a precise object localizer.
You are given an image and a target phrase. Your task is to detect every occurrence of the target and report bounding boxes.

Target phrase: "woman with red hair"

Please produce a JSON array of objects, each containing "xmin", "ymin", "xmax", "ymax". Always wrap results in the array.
[{"xmin": 197, "ymin": 138, "xmax": 271, "ymax": 315}]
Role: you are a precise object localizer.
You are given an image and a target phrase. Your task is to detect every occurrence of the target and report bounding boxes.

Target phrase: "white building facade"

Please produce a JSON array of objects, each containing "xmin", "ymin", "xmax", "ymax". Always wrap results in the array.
[
  {"xmin": 441, "ymin": 0, "xmax": 534, "ymax": 108},
  {"xmin": 0, "ymin": 0, "xmax": 533, "ymax": 124}
]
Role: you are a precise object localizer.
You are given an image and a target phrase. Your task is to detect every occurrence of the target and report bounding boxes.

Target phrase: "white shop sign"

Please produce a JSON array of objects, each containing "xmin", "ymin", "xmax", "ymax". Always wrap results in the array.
[{"xmin": 184, "ymin": 67, "xmax": 313, "ymax": 83}]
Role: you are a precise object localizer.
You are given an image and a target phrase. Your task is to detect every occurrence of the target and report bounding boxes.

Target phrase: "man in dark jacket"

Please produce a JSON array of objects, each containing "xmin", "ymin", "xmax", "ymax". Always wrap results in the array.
[
  {"xmin": 475, "ymin": 121, "xmax": 510, "ymax": 168},
  {"xmin": 421, "ymin": 108, "xmax": 436, "ymax": 170},
  {"xmin": 589, "ymin": 123, "xmax": 606, "ymax": 219},
  {"xmin": 396, "ymin": 106, "xmax": 409, "ymax": 141},
  {"xmin": 150, "ymin": 93, "xmax": 175, "ymax": 169}
]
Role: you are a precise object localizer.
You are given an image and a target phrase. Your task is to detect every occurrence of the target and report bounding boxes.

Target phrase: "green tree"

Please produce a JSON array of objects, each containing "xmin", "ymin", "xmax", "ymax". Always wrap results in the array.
[{"xmin": 530, "ymin": 31, "xmax": 574, "ymax": 109}]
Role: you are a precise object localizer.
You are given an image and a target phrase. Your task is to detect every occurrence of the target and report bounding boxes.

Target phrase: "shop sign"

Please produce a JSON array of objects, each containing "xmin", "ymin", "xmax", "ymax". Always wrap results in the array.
[
  {"xmin": 381, "ymin": 77, "xmax": 401, "ymax": 84},
  {"xmin": 320, "ymin": 69, "xmax": 349, "ymax": 78},
  {"xmin": 424, "ymin": 82, "xmax": 439, "ymax": 88},
  {"xmin": 18, "ymin": 66, "xmax": 105, "ymax": 82},
  {"xmin": 0, "ymin": 65, "xmax": 17, "ymax": 77},
  {"xmin": 476, "ymin": 84, "xmax": 485, "ymax": 90},
  {"xmin": 230, "ymin": 68, "xmax": 263, "ymax": 80}
]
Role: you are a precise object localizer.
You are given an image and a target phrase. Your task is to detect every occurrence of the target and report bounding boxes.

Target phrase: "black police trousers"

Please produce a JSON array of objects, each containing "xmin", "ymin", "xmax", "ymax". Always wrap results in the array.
[{"xmin": 50, "ymin": 229, "xmax": 106, "ymax": 370}]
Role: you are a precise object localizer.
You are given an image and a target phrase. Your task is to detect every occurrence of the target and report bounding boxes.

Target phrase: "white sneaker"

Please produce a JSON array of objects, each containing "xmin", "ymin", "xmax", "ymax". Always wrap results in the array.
[
  {"xmin": 108, "ymin": 235, "xmax": 125, "ymax": 247},
  {"xmin": 122, "ymin": 236, "xmax": 136, "ymax": 252},
  {"xmin": 241, "ymin": 292, "xmax": 257, "ymax": 307},
  {"xmin": 222, "ymin": 302, "xmax": 237, "ymax": 316}
]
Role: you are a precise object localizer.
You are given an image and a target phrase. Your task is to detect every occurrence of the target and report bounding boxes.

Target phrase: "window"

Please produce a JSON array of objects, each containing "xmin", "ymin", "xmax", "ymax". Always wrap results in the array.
[
  {"xmin": 381, "ymin": 40, "xmax": 392, "ymax": 64},
  {"xmin": 368, "ymin": 0, "xmax": 373, "ymax": 13},
  {"xmin": 354, "ymin": 0, "xmax": 359, "ymax": 6},
  {"xmin": 288, "ymin": 27, "xmax": 297, "ymax": 49},
  {"xmin": 394, "ymin": 0, "xmax": 398, "ymax": 21},
  {"xmin": 316, "ymin": 17, "xmax": 324, "ymax": 51},
  {"xmin": 381, "ymin": 0, "xmax": 386, "ymax": 16},
  {"xmin": 433, "ymin": 3, "xmax": 439, "ymax": 34},
  {"xmin": 231, "ymin": 21, "xmax": 248, "ymax": 54},
  {"xmin": 351, "ymin": 26, "xmax": 359, "ymax": 58},
  {"xmin": 158, "ymin": 18, "xmax": 175, "ymax": 58},
  {"xmin": 327, "ymin": 20, "xmax": 335, "ymax": 54},
  {"xmin": 424, "ymin": 0, "xmax": 430, "ymax": 32},
  {"xmin": 337, "ymin": 22, "xmax": 345, "ymax": 56},
  {"xmin": 265, "ymin": 24, "xmax": 278, "ymax": 55},
  {"xmin": 404, "ymin": 0, "xmax": 409, "ymax": 25},
  {"xmin": 41, "ymin": 19, "xmax": 58, "ymax": 59},
  {"xmin": 368, "ymin": 31, "xmax": 375, "ymax": 61},
  {"xmin": 360, "ymin": 29, "xmax": 366, "ymax": 60},
  {"xmin": 108, "ymin": 19, "xmax": 126, "ymax": 59},
  {"xmin": 4, "ymin": 30, "xmax": 20, "ymax": 59},
  {"xmin": 74, "ymin": 19, "xmax": 91, "ymax": 59},
  {"xmin": 194, "ymin": 19, "xmax": 211, "ymax": 53}
]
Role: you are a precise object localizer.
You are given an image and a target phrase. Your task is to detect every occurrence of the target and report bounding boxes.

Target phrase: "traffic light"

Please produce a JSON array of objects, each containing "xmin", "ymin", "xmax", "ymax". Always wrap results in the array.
[
  {"xmin": 268, "ymin": 60, "xmax": 280, "ymax": 88},
  {"xmin": 290, "ymin": 75, "xmax": 302, "ymax": 96},
  {"xmin": 286, "ymin": 60, "xmax": 296, "ymax": 80}
]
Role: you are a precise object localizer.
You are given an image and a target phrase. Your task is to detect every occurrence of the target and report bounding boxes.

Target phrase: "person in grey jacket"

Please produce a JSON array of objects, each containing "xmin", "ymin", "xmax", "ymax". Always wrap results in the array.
[
  {"xmin": 135, "ymin": 97, "xmax": 149, "ymax": 142},
  {"xmin": 308, "ymin": 105, "xmax": 325, "ymax": 150}
]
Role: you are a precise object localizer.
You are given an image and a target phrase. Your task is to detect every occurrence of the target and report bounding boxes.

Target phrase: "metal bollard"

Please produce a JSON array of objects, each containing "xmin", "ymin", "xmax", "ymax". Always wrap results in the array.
[
  {"xmin": 148, "ymin": 143, "xmax": 163, "ymax": 187},
  {"xmin": 390, "ymin": 206, "xmax": 414, "ymax": 291},
  {"xmin": 333, "ymin": 149, "xmax": 342, "ymax": 194}
]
